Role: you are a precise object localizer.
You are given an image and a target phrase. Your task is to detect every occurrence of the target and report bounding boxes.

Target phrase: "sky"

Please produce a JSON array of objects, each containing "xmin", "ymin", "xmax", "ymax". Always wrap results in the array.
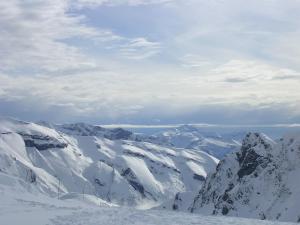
[{"xmin": 0, "ymin": 0, "xmax": 300, "ymax": 125}]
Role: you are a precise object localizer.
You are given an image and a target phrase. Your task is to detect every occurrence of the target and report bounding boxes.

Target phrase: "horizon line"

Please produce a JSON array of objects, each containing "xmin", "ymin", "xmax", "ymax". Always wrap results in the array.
[{"xmin": 100, "ymin": 123, "xmax": 300, "ymax": 129}]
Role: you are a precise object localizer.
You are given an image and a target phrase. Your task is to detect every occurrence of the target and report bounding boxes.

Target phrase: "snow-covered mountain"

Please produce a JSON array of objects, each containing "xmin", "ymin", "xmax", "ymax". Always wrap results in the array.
[
  {"xmin": 2, "ymin": 118, "xmax": 300, "ymax": 223},
  {"xmin": 0, "ymin": 118, "xmax": 218, "ymax": 209},
  {"xmin": 141, "ymin": 125, "xmax": 243, "ymax": 159},
  {"xmin": 55, "ymin": 122, "xmax": 134, "ymax": 140},
  {"xmin": 190, "ymin": 132, "xmax": 300, "ymax": 223}
]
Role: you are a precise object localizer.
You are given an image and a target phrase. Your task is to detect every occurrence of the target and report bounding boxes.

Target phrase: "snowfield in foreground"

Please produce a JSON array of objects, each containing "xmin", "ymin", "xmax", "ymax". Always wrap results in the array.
[{"xmin": 0, "ymin": 187, "xmax": 296, "ymax": 225}]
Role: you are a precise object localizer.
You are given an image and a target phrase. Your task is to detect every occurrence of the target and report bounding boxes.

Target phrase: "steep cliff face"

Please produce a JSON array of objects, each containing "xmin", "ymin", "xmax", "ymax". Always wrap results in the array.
[{"xmin": 190, "ymin": 132, "xmax": 300, "ymax": 222}]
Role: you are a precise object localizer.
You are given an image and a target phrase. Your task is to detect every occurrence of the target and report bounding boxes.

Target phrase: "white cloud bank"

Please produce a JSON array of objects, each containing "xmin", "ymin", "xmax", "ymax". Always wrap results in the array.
[
  {"xmin": 74, "ymin": 0, "xmax": 175, "ymax": 8},
  {"xmin": 0, "ymin": 0, "xmax": 299, "ymax": 124},
  {"xmin": 0, "ymin": 59, "xmax": 299, "ymax": 123}
]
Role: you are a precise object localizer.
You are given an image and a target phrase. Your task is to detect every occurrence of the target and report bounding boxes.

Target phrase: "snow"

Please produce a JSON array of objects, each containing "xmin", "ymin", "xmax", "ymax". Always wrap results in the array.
[
  {"xmin": 0, "ymin": 118, "xmax": 218, "ymax": 209},
  {"xmin": 0, "ymin": 186, "xmax": 296, "ymax": 225},
  {"xmin": 123, "ymin": 155, "xmax": 163, "ymax": 194},
  {"xmin": 143, "ymin": 125, "xmax": 243, "ymax": 159},
  {"xmin": 186, "ymin": 161, "xmax": 207, "ymax": 177}
]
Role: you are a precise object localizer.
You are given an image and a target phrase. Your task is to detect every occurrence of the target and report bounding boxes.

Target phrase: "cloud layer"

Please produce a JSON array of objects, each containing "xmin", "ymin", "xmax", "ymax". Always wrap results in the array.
[{"xmin": 0, "ymin": 0, "xmax": 299, "ymax": 124}]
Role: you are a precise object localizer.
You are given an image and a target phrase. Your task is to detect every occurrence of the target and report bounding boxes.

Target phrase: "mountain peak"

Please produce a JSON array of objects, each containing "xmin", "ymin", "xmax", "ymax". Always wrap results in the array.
[
  {"xmin": 240, "ymin": 132, "xmax": 275, "ymax": 156},
  {"xmin": 190, "ymin": 132, "xmax": 300, "ymax": 222},
  {"xmin": 230, "ymin": 132, "xmax": 274, "ymax": 180}
]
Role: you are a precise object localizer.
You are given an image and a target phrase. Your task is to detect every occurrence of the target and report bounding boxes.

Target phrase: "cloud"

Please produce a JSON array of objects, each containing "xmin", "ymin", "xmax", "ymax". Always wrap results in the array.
[
  {"xmin": 180, "ymin": 54, "xmax": 213, "ymax": 69},
  {"xmin": 0, "ymin": 0, "xmax": 161, "ymax": 74},
  {"xmin": 118, "ymin": 38, "xmax": 161, "ymax": 59},
  {"xmin": 0, "ymin": 0, "xmax": 299, "ymax": 124},
  {"xmin": 0, "ymin": 58, "xmax": 299, "ymax": 123},
  {"xmin": 0, "ymin": 0, "xmax": 104, "ymax": 73},
  {"xmin": 223, "ymin": 78, "xmax": 248, "ymax": 83},
  {"xmin": 264, "ymin": 31, "xmax": 300, "ymax": 70},
  {"xmin": 208, "ymin": 60, "xmax": 300, "ymax": 83},
  {"xmin": 167, "ymin": 0, "xmax": 300, "ymax": 69},
  {"xmin": 73, "ymin": 0, "xmax": 176, "ymax": 8}
]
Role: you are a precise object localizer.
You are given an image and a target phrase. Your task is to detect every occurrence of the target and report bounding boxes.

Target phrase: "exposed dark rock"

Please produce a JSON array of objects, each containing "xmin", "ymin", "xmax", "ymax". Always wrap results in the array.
[
  {"xmin": 94, "ymin": 178, "xmax": 105, "ymax": 186},
  {"xmin": 236, "ymin": 133, "xmax": 271, "ymax": 179},
  {"xmin": 222, "ymin": 206, "xmax": 229, "ymax": 215},
  {"xmin": 173, "ymin": 168, "xmax": 181, "ymax": 174},
  {"xmin": 128, "ymin": 180, "xmax": 145, "ymax": 197},
  {"xmin": 20, "ymin": 133, "xmax": 67, "ymax": 151},
  {"xmin": 104, "ymin": 128, "xmax": 133, "ymax": 140},
  {"xmin": 121, "ymin": 168, "xmax": 136, "ymax": 179},
  {"xmin": 193, "ymin": 173, "xmax": 205, "ymax": 181},
  {"xmin": 260, "ymin": 213, "xmax": 266, "ymax": 220},
  {"xmin": 60, "ymin": 123, "xmax": 105, "ymax": 136},
  {"xmin": 172, "ymin": 204, "xmax": 178, "ymax": 210},
  {"xmin": 59, "ymin": 123, "xmax": 133, "ymax": 140},
  {"xmin": 237, "ymin": 149, "xmax": 263, "ymax": 178},
  {"xmin": 121, "ymin": 168, "xmax": 146, "ymax": 197},
  {"xmin": 123, "ymin": 150, "xmax": 145, "ymax": 158},
  {"xmin": 175, "ymin": 192, "xmax": 181, "ymax": 201},
  {"xmin": 26, "ymin": 169, "xmax": 36, "ymax": 183},
  {"xmin": 24, "ymin": 139, "xmax": 67, "ymax": 151}
]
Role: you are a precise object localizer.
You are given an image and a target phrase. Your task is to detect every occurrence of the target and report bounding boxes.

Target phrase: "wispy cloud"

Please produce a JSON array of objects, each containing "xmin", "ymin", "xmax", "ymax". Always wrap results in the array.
[
  {"xmin": 0, "ymin": 58, "xmax": 299, "ymax": 123},
  {"xmin": 209, "ymin": 60, "xmax": 300, "ymax": 83},
  {"xmin": 0, "ymin": 0, "xmax": 161, "ymax": 74},
  {"xmin": 73, "ymin": 0, "xmax": 176, "ymax": 8},
  {"xmin": 180, "ymin": 54, "xmax": 213, "ymax": 69},
  {"xmin": 118, "ymin": 38, "xmax": 161, "ymax": 59},
  {"xmin": 0, "ymin": 0, "xmax": 299, "ymax": 124},
  {"xmin": 0, "ymin": 0, "xmax": 102, "ymax": 73}
]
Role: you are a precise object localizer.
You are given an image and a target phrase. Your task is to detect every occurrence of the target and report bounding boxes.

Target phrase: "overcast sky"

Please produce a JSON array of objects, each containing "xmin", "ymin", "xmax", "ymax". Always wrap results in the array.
[{"xmin": 0, "ymin": 0, "xmax": 300, "ymax": 124}]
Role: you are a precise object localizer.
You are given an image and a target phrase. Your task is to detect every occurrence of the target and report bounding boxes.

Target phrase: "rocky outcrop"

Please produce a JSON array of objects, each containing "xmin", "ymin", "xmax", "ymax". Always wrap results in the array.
[
  {"xmin": 104, "ymin": 128, "xmax": 133, "ymax": 140},
  {"xmin": 57, "ymin": 123, "xmax": 133, "ymax": 140},
  {"xmin": 236, "ymin": 133, "xmax": 272, "ymax": 179},
  {"xmin": 19, "ymin": 133, "xmax": 67, "ymax": 151},
  {"xmin": 190, "ymin": 132, "xmax": 300, "ymax": 222},
  {"xmin": 121, "ymin": 168, "xmax": 146, "ymax": 198}
]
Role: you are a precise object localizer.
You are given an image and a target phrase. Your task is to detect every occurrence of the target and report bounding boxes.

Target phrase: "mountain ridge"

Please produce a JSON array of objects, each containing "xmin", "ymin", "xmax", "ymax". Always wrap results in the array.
[
  {"xmin": 190, "ymin": 132, "xmax": 300, "ymax": 222},
  {"xmin": 0, "ymin": 118, "xmax": 218, "ymax": 209}
]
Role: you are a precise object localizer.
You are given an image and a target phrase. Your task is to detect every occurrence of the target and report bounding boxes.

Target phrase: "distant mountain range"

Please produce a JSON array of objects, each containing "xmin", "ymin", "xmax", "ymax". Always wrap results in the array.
[{"xmin": 0, "ymin": 118, "xmax": 218, "ymax": 209}]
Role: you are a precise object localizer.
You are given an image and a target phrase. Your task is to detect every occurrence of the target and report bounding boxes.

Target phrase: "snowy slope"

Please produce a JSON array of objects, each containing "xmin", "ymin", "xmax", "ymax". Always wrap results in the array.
[
  {"xmin": 0, "ymin": 183, "xmax": 296, "ymax": 225},
  {"xmin": 190, "ymin": 132, "xmax": 300, "ymax": 223},
  {"xmin": 0, "ymin": 118, "xmax": 218, "ymax": 209},
  {"xmin": 141, "ymin": 125, "xmax": 243, "ymax": 159}
]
